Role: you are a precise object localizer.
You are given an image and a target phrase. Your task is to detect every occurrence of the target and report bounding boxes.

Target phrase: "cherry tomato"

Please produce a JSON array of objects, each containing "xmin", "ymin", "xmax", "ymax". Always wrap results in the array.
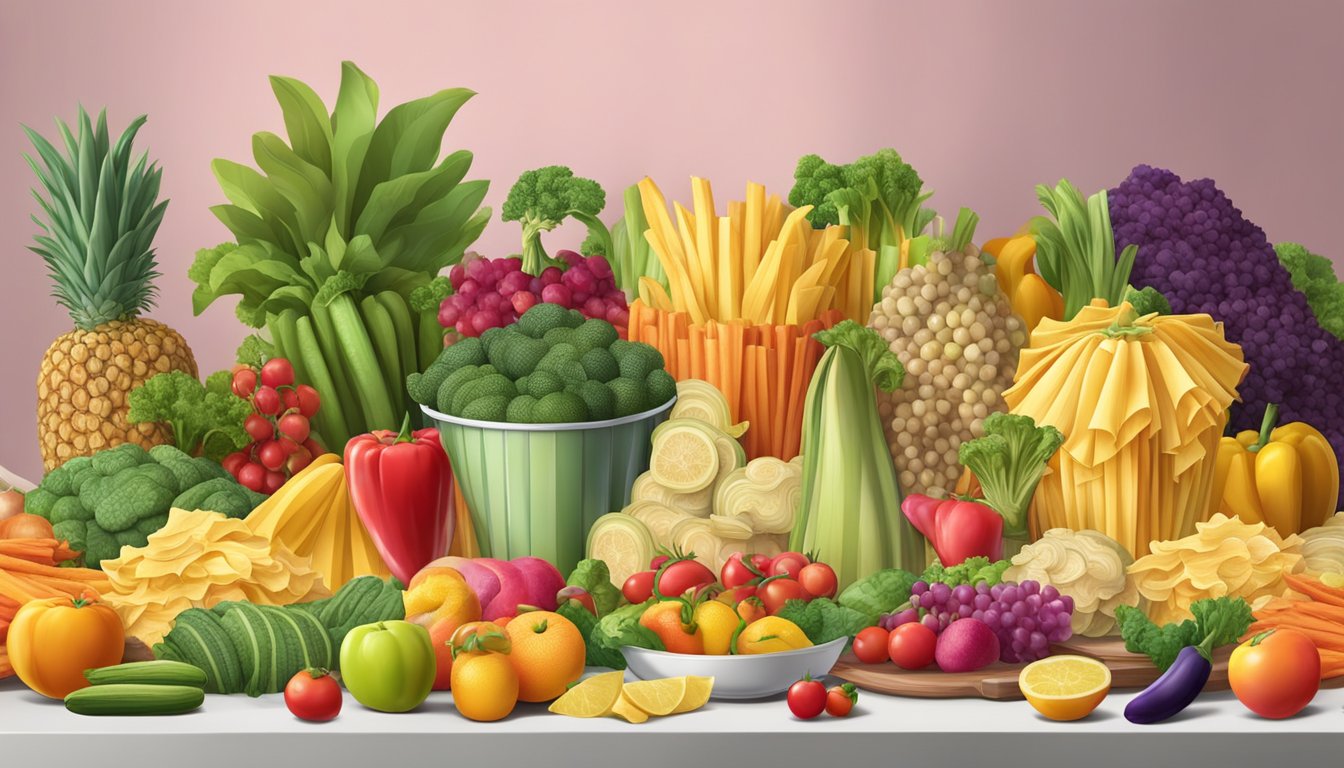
[
  {"xmin": 278, "ymin": 413, "xmax": 311, "ymax": 443},
  {"xmin": 253, "ymin": 385, "xmax": 282, "ymax": 416},
  {"xmin": 1229, "ymin": 628, "xmax": 1320, "ymax": 719},
  {"xmin": 221, "ymin": 451, "xmax": 249, "ymax": 477},
  {"xmin": 244, "ymin": 413, "xmax": 274, "ymax": 443},
  {"xmin": 258, "ymin": 440, "xmax": 287, "ymax": 471},
  {"xmin": 260, "ymin": 357, "xmax": 296, "ymax": 389},
  {"xmin": 786, "ymin": 675, "xmax": 827, "ymax": 719},
  {"xmin": 231, "ymin": 368, "xmax": 257, "ymax": 399},
  {"xmin": 720, "ymin": 583, "xmax": 758, "ymax": 605},
  {"xmin": 622, "ymin": 571, "xmax": 655, "ymax": 604},
  {"xmin": 852, "ymin": 626, "xmax": 891, "ymax": 664},
  {"xmin": 758, "ymin": 576, "xmax": 808, "ymax": 615},
  {"xmin": 748, "ymin": 554, "xmax": 773, "ymax": 573},
  {"xmin": 237, "ymin": 462, "xmax": 266, "ymax": 492},
  {"xmin": 825, "ymin": 684, "xmax": 857, "ymax": 717},
  {"xmin": 888, "ymin": 622, "xmax": 938, "ymax": 670},
  {"xmin": 769, "ymin": 551, "xmax": 811, "ymax": 580},
  {"xmin": 654, "ymin": 558, "xmax": 716, "ymax": 599},
  {"xmin": 284, "ymin": 668, "xmax": 342, "ymax": 722},
  {"xmin": 262, "ymin": 470, "xmax": 287, "ymax": 495},
  {"xmin": 288, "ymin": 448, "xmax": 314, "ymax": 475},
  {"xmin": 281, "ymin": 388, "xmax": 301, "ymax": 413},
  {"xmin": 720, "ymin": 552, "xmax": 763, "ymax": 589},
  {"xmin": 295, "ymin": 385, "xmax": 322, "ymax": 418},
  {"xmin": 798, "ymin": 562, "xmax": 838, "ymax": 599},
  {"xmin": 301, "ymin": 437, "xmax": 324, "ymax": 458}
]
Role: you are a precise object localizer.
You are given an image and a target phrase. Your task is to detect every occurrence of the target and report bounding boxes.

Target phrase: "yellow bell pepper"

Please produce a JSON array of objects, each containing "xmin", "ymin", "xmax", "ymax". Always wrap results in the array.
[
  {"xmin": 989, "ymin": 234, "xmax": 1063, "ymax": 333},
  {"xmin": 1208, "ymin": 403, "xmax": 1339, "ymax": 537}
]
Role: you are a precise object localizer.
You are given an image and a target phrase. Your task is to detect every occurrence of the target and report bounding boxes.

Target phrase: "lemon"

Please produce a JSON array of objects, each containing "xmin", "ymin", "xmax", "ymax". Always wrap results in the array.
[
  {"xmin": 650, "ymin": 422, "xmax": 720, "ymax": 492},
  {"xmin": 610, "ymin": 691, "xmax": 650, "ymax": 723},
  {"xmin": 736, "ymin": 617, "xmax": 813, "ymax": 654},
  {"xmin": 1018, "ymin": 655, "xmax": 1112, "ymax": 721},
  {"xmin": 693, "ymin": 600, "xmax": 740, "ymax": 655},
  {"xmin": 622, "ymin": 678, "xmax": 686, "ymax": 716},
  {"xmin": 670, "ymin": 676, "xmax": 714, "ymax": 714},
  {"xmin": 548, "ymin": 671, "xmax": 624, "ymax": 718}
]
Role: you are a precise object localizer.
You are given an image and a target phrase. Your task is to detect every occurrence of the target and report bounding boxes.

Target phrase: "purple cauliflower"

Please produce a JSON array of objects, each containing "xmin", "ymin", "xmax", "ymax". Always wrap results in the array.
[{"xmin": 1108, "ymin": 164, "xmax": 1344, "ymax": 495}]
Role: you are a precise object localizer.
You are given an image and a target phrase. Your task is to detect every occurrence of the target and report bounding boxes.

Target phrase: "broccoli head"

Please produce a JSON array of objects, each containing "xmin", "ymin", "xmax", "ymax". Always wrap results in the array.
[
  {"xmin": 1275, "ymin": 242, "xmax": 1344, "ymax": 340},
  {"xmin": 506, "ymin": 395, "xmax": 538, "ymax": 423},
  {"xmin": 534, "ymin": 391, "xmax": 590, "ymax": 423},
  {"xmin": 517, "ymin": 302, "xmax": 577, "ymax": 338},
  {"xmin": 609, "ymin": 377, "xmax": 648, "ymax": 417},
  {"xmin": 409, "ymin": 275, "xmax": 454, "ymax": 313},
  {"xmin": 438, "ymin": 336, "xmax": 487, "ymax": 372},
  {"xmin": 581, "ymin": 347, "xmax": 620, "ymax": 383},
  {"xmin": 617, "ymin": 341, "xmax": 664, "ymax": 381},
  {"xmin": 646, "ymin": 369, "xmax": 677, "ymax": 407},
  {"xmin": 461, "ymin": 395, "xmax": 510, "ymax": 422},
  {"xmin": 501, "ymin": 166, "xmax": 612, "ymax": 275},
  {"xmin": 575, "ymin": 381, "xmax": 615, "ymax": 420},
  {"xmin": 1124, "ymin": 285, "xmax": 1172, "ymax": 317},
  {"xmin": 450, "ymin": 374, "xmax": 516, "ymax": 416},
  {"xmin": 572, "ymin": 318, "xmax": 619, "ymax": 351},
  {"xmin": 957, "ymin": 413, "xmax": 1063, "ymax": 538},
  {"xmin": 526, "ymin": 369, "xmax": 565, "ymax": 398}
]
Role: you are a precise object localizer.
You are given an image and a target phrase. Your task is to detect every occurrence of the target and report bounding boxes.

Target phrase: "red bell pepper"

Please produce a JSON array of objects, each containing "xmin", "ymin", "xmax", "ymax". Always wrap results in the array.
[
  {"xmin": 344, "ymin": 415, "xmax": 455, "ymax": 584},
  {"xmin": 901, "ymin": 493, "xmax": 1003, "ymax": 566}
]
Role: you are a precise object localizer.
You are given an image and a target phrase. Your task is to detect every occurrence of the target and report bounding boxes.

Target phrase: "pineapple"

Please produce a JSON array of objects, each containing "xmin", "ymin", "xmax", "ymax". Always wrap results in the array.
[{"xmin": 26, "ymin": 108, "xmax": 197, "ymax": 470}]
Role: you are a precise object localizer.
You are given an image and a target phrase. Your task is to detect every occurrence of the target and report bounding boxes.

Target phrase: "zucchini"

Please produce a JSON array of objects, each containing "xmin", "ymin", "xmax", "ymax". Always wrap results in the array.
[
  {"xmin": 84, "ymin": 660, "xmax": 207, "ymax": 688},
  {"xmin": 64, "ymin": 684, "xmax": 204, "ymax": 716}
]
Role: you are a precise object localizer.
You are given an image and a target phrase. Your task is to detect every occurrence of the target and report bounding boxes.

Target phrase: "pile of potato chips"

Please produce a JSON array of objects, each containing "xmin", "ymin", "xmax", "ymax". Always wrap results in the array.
[
  {"xmin": 102, "ymin": 508, "xmax": 329, "ymax": 644},
  {"xmin": 1128, "ymin": 513, "xmax": 1305, "ymax": 624}
]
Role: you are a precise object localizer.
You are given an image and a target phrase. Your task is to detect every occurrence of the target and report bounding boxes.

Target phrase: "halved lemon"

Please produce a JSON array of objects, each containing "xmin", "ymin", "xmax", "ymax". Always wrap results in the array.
[
  {"xmin": 548, "ymin": 671, "xmax": 624, "ymax": 718},
  {"xmin": 670, "ymin": 676, "xmax": 714, "ymax": 714},
  {"xmin": 1018, "ymin": 655, "xmax": 1112, "ymax": 721},
  {"xmin": 650, "ymin": 422, "xmax": 720, "ymax": 492},
  {"xmin": 622, "ymin": 678, "xmax": 686, "ymax": 716}
]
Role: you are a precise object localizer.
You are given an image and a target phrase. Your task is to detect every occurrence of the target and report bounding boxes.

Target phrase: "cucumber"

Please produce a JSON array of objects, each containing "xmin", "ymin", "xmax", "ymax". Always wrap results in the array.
[
  {"xmin": 64, "ymin": 684, "xmax": 204, "ymax": 716},
  {"xmin": 84, "ymin": 660, "xmax": 207, "ymax": 688}
]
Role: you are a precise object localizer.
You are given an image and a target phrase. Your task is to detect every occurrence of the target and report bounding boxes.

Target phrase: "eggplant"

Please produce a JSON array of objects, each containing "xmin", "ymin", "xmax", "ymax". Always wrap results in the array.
[{"xmin": 1124, "ymin": 645, "xmax": 1212, "ymax": 724}]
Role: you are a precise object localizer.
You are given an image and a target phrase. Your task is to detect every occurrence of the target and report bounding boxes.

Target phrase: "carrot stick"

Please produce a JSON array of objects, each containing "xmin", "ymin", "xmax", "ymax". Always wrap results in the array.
[
  {"xmin": 1283, "ymin": 573, "xmax": 1344, "ymax": 608},
  {"xmin": 756, "ymin": 346, "xmax": 771, "ymax": 459},
  {"xmin": 783, "ymin": 332, "xmax": 808, "ymax": 460},
  {"xmin": 743, "ymin": 346, "xmax": 758, "ymax": 459}
]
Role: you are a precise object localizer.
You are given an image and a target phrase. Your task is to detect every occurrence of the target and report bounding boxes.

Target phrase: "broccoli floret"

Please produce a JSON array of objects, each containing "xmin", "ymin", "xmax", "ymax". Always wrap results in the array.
[
  {"xmin": 1276, "ymin": 242, "xmax": 1344, "ymax": 340},
  {"xmin": 538, "ymin": 343, "xmax": 581, "ymax": 371},
  {"xmin": 148, "ymin": 444, "xmax": 191, "ymax": 465},
  {"xmin": 40, "ymin": 464, "xmax": 76, "ymax": 496},
  {"xmin": 533, "ymin": 391, "xmax": 590, "ymax": 423},
  {"xmin": 23, "ymin": 487, "xmax": 57, "ymax": 518},
  {"xmin": 438, "ymin": 337, "xmax": 487, "ymax": 372},
  {"xmin": 581, "ymin": 347, "xmax": 620, "ymax": 383},
  {"xmin": 84, "ymin": 465, "xmax": 177, "ymax": 534},
  {"xmin": 128, "ymin": 371, "xmax": 251, "ymax": 461},
  {"xmin": 501, "ymin": 166, "xmax": 611, "ymax": 276},
  {"xmin": 575, "ymin": 381, "xmax": 615, "ymax": 420},
  {"xmin": 172, "ymin": 477, "xmax": 245, "ymax": 512},
  {"xmin": 436, "ymin": 364, "xmax": 487, "ymax": 413},
  {"xmin": 527, "ymin": 370, "xmax": 564, "ymax": 398},
  {"xmin": 550, "ymin": 361, "xmax": 588, "ymax": 386},
  {"xmin": 514, "ymin": 375, "xmax": 531, "ymax": 396},
  {"xmin": 199, "ymin": 489, "xmax": 253, "ymax": 519},
  {"xmin": 609, "ymin": 339, "xmax": 632, "ymax": 359},
  {"xmin": 1124, "ymin": 285, "xmax": 1172, "ymax": 317},
  {"xmin": 517, "ymin": 303, "xmax": 575, "ymax": 338},
  {"xmin": 617, "ymin": 342, "xmax": 664, "ymax": 381},
  {"xmin": 461, "ymin": 395, "xmax": 510, "ymax": 422},
  {"xmin": 450, "ymin": 374, "xmax": 517, "ymax": 416},
  {"xmin": 498, "ymin": 336, "xmax": 548, "ymax": 379},
  {"xmin": 134, "ymin": 513, "xmax": 170, "ymax": 538},
  {"xmin": 787, "ymin": 154, "xmax": 850, "ymax": 228},
  {"xmin": 479, "ymin": 326, "xmax": 510, "ymax": 358},
  {"xmin": 572, "ymin": 318, "xmax": 619, "ymax": 351},
  {"xmin": 409, "ymin": 275, "xmax": 453, "ymax": 313},
  {"xmin": 91, "ymin": 443, "xmax": 150, "ymax": 476},
  {"xmin": 646, "ymin": 369, "xmax": 677, "ymax": 407},
  {"xmin": 84, "ymin": 525, "xmax": 120, "ymax": 567},
  {"xmin": 564, "ymin": 309, "xmax": 585, "ymax": 328},
  {"xmin": 408, "ymin": 360, "xmax": 455, "ymax": 406},
  {"xmin": 506, "ymin": 395, "xmax": 538, "ymax": 423},
  {"xmin": 49, "ymin": 496, "xmax": 91, "ymax": 524},
  {"xmin": 52, "ymin": 520, "xmax": 86, "ymax": 554},
  {"xmin": 609, "ymin": 377, "xmax": 647, "ymax": 417},
  {"xmin": 543, "ymin": 327, "xmax": 573, "ymax": 346},
  {"xmin": 957, "ymin": 413, "xmax": 1063, "ymax": 539}
]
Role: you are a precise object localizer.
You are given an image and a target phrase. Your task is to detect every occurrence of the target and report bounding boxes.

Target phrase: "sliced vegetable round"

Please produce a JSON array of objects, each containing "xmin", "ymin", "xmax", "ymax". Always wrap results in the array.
[
  {"xmin": 649, "ymin": 421, "xmax": 720, "ymax": 492},
  {"xmin": 586, "ymin": 513, "xmax": 657, "ymax": 590}
]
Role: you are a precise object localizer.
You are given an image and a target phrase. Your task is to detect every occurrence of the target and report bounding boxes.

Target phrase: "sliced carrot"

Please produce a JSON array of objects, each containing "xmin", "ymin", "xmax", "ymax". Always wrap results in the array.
[{"xmin": 1283, "ymin": 573, "xmax": 1344, "ymax": 608}]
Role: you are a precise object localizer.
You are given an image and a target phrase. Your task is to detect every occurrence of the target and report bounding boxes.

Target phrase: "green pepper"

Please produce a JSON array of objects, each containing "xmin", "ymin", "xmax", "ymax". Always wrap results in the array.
[{"xmin": 338, "ymin": 620, "xmax": 435, "ymax": 713}]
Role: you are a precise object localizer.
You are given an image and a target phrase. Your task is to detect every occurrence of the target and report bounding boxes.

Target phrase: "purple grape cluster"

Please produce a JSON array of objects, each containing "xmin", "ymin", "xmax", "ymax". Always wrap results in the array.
[
  {"xmin": 1108, "ymin": 165, "xmax": 1344, "ymax": 499},
  {"xmin": 880, "ymin": 579, "xmax": 1074, "ymax": 663}
]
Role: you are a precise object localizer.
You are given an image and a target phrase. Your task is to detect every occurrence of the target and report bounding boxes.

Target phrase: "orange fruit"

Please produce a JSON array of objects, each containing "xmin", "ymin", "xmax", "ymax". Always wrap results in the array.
[
  {"xmin": 504, "ymin": 611, "xmax": 585, "ymax": 702},
  {"xmin": 451, "ymin": 650, "xmax": 519, "ymax": 722},
  {"xmin": 402, "ymin": 567, "xmax": 481, "ymax": 631}
]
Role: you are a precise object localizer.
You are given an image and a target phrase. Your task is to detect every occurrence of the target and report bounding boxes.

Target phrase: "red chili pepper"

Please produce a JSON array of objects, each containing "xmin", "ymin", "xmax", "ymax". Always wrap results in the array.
[
  {"xmin": 344, "ymin": 414, "xmax": 455, "ymax": 584},
  {"xmin": 901, "ymin": 493, "xmax": 1003, "ymax": 566}
]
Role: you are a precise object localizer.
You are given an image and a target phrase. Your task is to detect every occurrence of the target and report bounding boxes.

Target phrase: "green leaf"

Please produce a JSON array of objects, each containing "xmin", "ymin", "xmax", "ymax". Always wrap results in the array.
[
  {"xmin": 381, "ymin": 181, "xmax": 489, "ymax": 273},
  {"xmin": 330, "ymin": 61, "xmax": 379, "ymax": 235},
  {"xmin": 269, "ymin": 75, "xmax": 333, "ymax": 176},
  {"xmin": 354, "ymin": 154, "xmax": 471, "ymax": 243},
  {"xmin": 350, "ymin": 87, "xmax": 474, "ymax": 221},
  {"xmin": 206, "ymin": 243, "xmax": 308, "ymax": 300},
  {"xmin": 251, "ymin": 131, "xmax": 332, "ymax": 249},
  {"xmin": 211, "ymin": 159, "xmax": 303, "ymax": 255}
]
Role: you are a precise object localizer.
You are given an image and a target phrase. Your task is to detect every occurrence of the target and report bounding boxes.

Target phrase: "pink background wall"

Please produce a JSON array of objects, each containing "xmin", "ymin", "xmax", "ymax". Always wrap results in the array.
[{"xmin": 1, "ymin": 0, "xmax": 1340, "ymax": 481}]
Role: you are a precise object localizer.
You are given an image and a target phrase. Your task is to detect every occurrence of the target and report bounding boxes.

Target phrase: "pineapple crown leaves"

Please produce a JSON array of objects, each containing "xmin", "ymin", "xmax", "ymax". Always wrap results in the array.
[
  {"xmin": 190, "ymin": 61, "xmax": 491, "ymax": 319},
  {"xmin": 24, "ymin": 106, "xmax": 168, "ymax": 330},
  {"xmin": 1030, "ymin": 179, "xmax": 1138, "ymax": 320}
]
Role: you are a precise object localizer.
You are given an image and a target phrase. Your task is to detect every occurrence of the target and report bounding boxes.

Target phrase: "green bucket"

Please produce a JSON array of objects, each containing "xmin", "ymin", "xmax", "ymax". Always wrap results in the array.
[{"xmin": 420, "ymin": 399, "xmax": 674, "ymax": 574}]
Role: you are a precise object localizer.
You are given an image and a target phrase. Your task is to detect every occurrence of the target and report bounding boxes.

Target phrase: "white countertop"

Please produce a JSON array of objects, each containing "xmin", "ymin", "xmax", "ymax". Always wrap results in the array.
[{"xmin": 3, "ymin": 674, "xmax": 1341, "ymax": 767}]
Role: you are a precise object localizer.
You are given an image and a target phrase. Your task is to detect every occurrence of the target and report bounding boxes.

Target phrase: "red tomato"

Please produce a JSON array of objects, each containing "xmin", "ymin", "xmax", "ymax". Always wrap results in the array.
[
  {"xmin": 721, "ymin": 584, "xmax": 758, "ymax": 604},
  {"xmin": 231, "ymin": 368, "xmax": 257, "ymax": 399},
  {"xmin": 654, "ymin": 558, "xmax": 716, "ymax": 598},
  {"xmin": 769, "ymin": 551, "xmax": 811, "ymax": 580},
  {"xmin": 720, "ymin": 552, "xmax": 763, "ymax": 589},
  {"xmin": 649, "ymin": 554, "xmax": 671, "ymax": 570},
  {"xmin": 253, "ymin": 385, "xmax": 282, "ymax": 416},
  {"xmin": 852, "ymin": 626, "xmax": 891, "ymax": 664},
  {"xmin": 221, "ymin": 451, "xmax": 248, "ymax": 477},
  {"xmin": 748, "ymin": 554, "xmax": 773, "ymax": 573},
  {"xmin": 284, "ymin": 668, "xmax": 342, "ymax": 721},
  {"xmin": 1229, "ymin": 628, "xmax": 1321, "ymax": 719},
  {"xmin": 825, "ymin": 684, "xmax": 857, "ymax": 717},
  {"xmin": 798, "ymin": 562, "xmax": 838, "ymax": 599},
  {"xmin": 758, "ymin": 576, "xmax": 808, "ymax": 615},
  {"xmin": 622, "ymin": 571, "xmax": 655, "ymax": 604},
  {"xmin": 888, "ymin": 622, "xmax": 938, "ymax": 670},
  {"xmin": 260, "ymin": 357, "xmax": 296, "ymax": 389},
  {"xmin": 295, "ymin": 385, "xmax": 322, "ymax": 418},
  {"xmin": 787, "ymin": 676, "xmax": 827, "ymax": 719}
]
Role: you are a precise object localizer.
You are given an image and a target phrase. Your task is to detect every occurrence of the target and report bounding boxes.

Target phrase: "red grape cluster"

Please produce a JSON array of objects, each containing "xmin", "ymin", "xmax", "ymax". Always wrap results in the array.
[
  {"xmin": 437, "ymin": 251, "xmax": 629, "ymax": 339},
  {"xmin": 222, "ymin": 358, "xmax": 324, "ymax": 495}
]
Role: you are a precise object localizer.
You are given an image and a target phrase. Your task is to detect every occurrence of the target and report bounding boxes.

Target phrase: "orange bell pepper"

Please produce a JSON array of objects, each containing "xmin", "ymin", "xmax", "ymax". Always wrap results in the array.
[
  {"xmin": 7, "ymin": 594, "xmax": 124, "ymax": 699},
  {"xmin": 638, "ymin": 599, "xmax": 704, "ymax": 654}
]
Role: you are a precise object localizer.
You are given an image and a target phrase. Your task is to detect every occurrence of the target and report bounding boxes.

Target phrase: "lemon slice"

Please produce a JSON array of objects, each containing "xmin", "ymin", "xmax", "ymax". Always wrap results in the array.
[
  {"xmin": 548, "ymin": 671, "xmax": 625, "ymax": 718},
  {"xmin": 670, "ymin": 676, "xmax": 714, "ymax": 714},
  {"xmin": 1018, "ymin": 655, "xmax": 1112, "ymax": 721},
  {"xmin": 622, "ymin": 677, "xmax": 686, "ymax": 716},
  {"xmin": 650, "ymin": 421, "xmax": 720, "ymax": 492},
  {"xmin": 610, "ymin": 691, "xmax": 650, "ymax": 723}
]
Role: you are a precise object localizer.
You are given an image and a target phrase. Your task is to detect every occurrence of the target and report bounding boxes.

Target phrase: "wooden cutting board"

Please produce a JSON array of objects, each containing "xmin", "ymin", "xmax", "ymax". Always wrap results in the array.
[{"xmin": 830, "ymin": 637, "xmax": 1234, "ymax": 701}]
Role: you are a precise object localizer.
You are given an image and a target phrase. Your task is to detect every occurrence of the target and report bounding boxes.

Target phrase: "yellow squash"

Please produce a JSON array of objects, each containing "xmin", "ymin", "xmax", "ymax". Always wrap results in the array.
[
  {"xmin": 986, "ymin": 234, "xmax": 1063, "ymax": 334},
  {"xmin": 1208, "ymin": 403, "xmax": 1339, "ymax": 537}
]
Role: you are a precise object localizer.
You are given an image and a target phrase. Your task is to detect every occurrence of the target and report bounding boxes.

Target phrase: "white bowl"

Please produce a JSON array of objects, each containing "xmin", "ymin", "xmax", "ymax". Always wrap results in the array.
[{"xmin": 621, "ymin": 638, "xmax": 848, "ymax": 700}]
